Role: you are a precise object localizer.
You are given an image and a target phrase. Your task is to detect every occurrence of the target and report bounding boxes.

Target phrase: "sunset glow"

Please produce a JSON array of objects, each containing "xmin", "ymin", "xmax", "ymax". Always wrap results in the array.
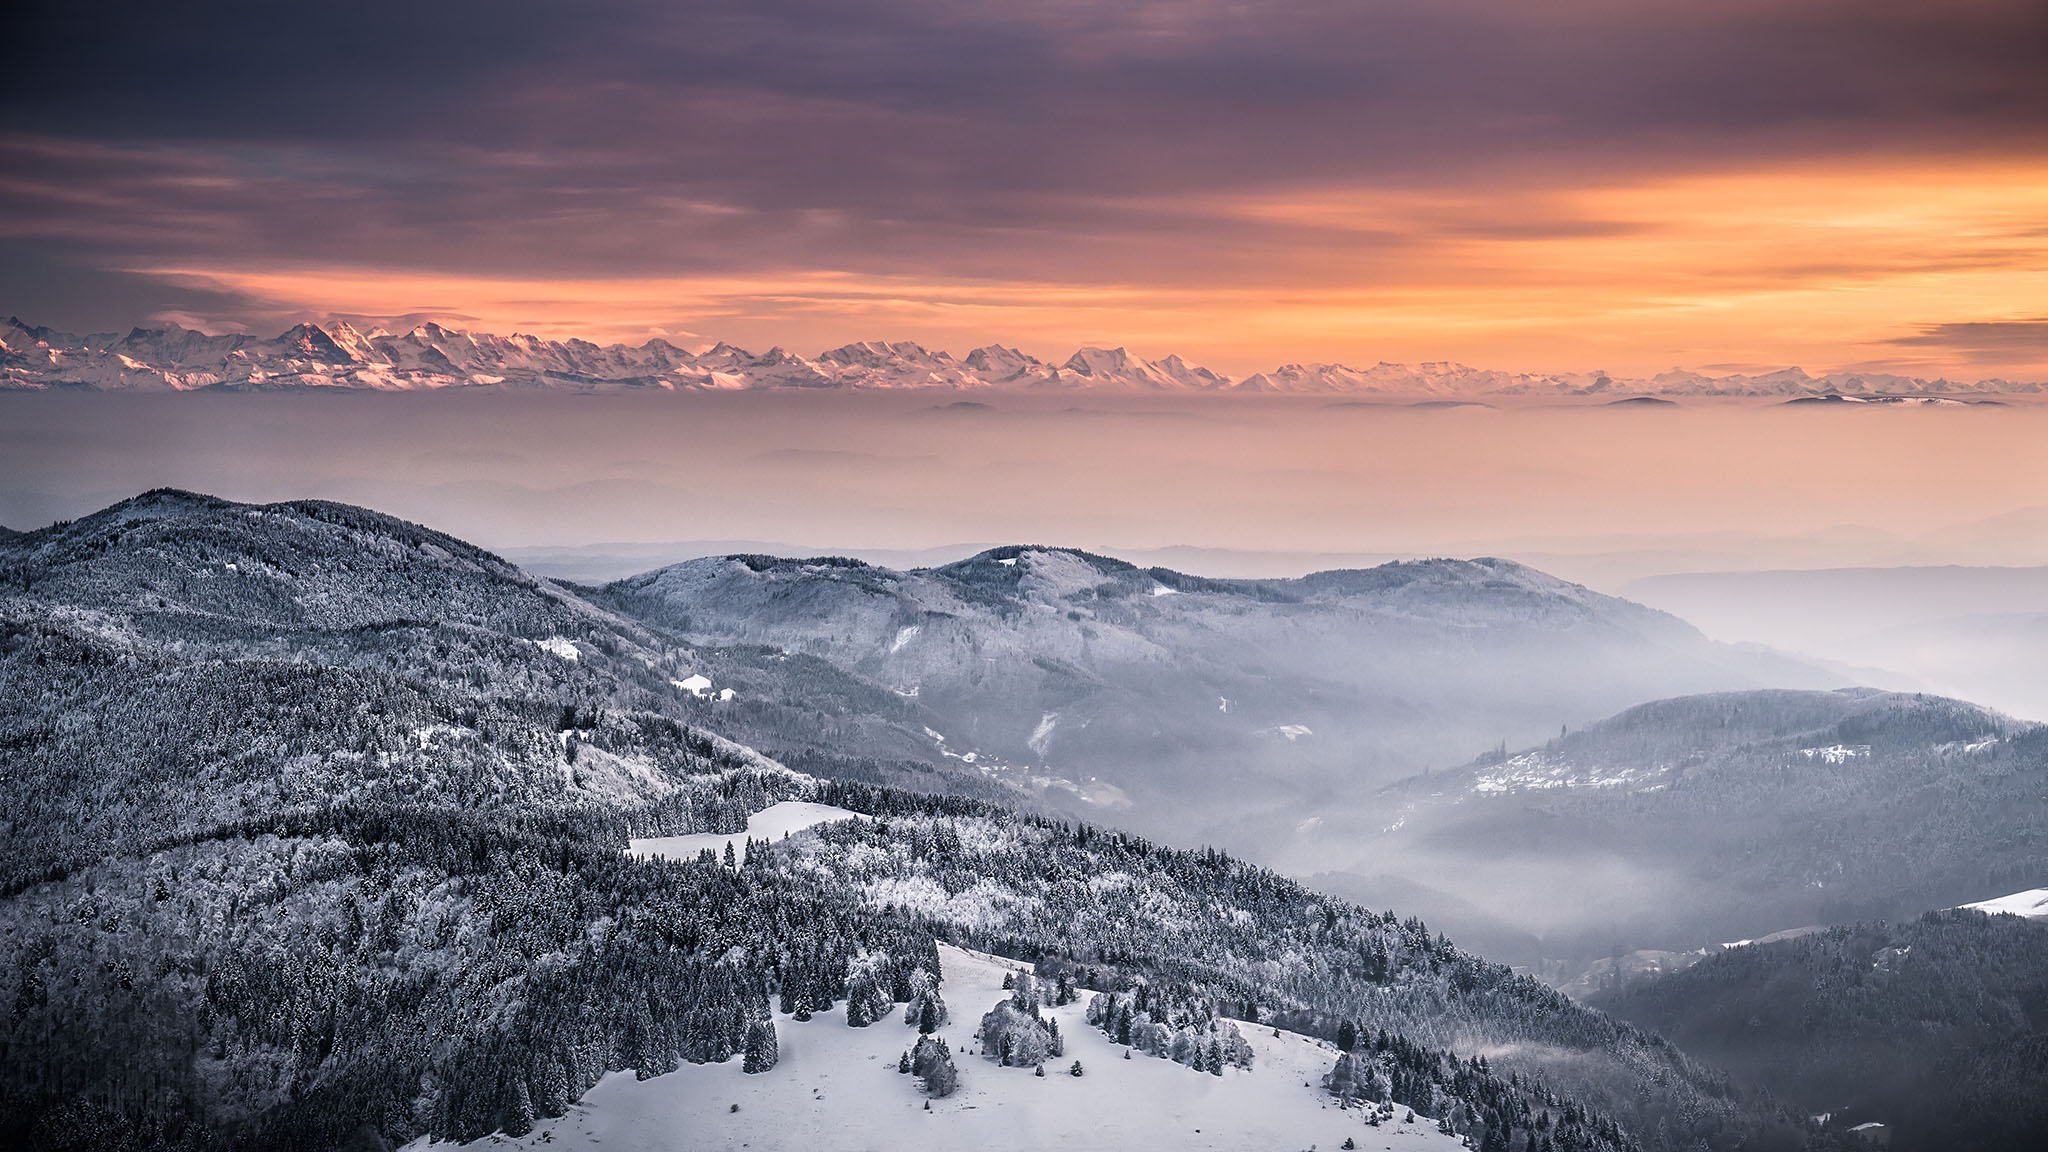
[{"xmin": 4, "ymin": 2, "xmax": 2042, "ymax": 380}]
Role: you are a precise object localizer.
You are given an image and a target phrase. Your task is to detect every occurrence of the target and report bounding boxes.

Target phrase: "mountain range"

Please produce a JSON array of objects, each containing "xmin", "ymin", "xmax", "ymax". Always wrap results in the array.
[
  {"xmin": 586, "ymin": 549, "xmax": 2048, "ymax": 986},
  {"xmin": 0, "ymin": 491, "xmax": 2041, "ymax": 1152},
  {"xmin": 1, "ymin": 490, "xmax": 1866, "ymax": 1152},
  {"xmin": 4, "ymin": 316, "xmax": 2038, "ymax": 397},
  {"xmin": 585, "ymin": 546, "xmax": 1844, "ymax": 857}
]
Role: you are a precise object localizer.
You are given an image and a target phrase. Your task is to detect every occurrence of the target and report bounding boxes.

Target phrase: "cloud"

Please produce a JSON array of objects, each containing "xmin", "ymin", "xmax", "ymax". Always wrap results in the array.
[
  {"xmin": 1888, "ymin": 319, "xmax": 2048, "ymax": 360},
  {"xmin": 0, "ymin": 3, "xmax": 2043, "ymax": 374}
]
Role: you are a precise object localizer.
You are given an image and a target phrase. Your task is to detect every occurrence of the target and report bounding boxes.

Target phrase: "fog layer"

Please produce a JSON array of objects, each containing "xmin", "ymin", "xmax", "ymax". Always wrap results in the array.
[{"xmin": 4, "ymin": 393, "xmax": 2046, "ymax": 589}]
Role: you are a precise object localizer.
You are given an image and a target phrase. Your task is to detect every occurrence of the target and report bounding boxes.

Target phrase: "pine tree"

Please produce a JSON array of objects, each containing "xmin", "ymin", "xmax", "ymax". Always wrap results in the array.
[
  {"xmin": 504, "ymin": 1074, "xmax": 535, "ymax": 1137},
  {"xmin": 742, "ymin": 1019, "xmax": 778, "ymax": 1074}
]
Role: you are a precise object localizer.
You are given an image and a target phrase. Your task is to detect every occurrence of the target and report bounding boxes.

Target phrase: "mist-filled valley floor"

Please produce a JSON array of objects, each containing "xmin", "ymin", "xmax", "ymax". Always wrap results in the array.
[{"xmin": 1, "ymin": 488, "xmax": 2042, "ymax": 1152}]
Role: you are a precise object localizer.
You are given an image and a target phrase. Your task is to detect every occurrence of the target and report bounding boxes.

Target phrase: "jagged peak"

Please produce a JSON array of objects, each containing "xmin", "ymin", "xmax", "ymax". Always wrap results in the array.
[
  {"xmin": 3, "ymin": 315, "xmax": 2039, "ymax": 395},
  {"xmin": 1062, "ymin": 346, "xmax": 1133, "ymax": 374}
]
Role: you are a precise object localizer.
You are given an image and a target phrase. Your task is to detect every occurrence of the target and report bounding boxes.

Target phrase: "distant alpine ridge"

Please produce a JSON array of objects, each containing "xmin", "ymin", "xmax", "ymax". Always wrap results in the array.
[{"xmin": 2, "ymin": 314, "xmax": 2037, "ymax": 397}]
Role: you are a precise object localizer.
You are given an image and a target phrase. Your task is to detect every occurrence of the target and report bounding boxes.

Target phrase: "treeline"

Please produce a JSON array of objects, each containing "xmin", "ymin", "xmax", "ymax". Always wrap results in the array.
[{"xmin": 1325, "ymin": 1027, "xmax": 1629, "ymax": 1152}]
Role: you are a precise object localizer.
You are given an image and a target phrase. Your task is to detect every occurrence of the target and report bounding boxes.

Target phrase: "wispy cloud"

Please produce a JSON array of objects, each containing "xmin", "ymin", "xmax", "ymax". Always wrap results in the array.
[
  {"xmin": 1, "ymin": 2, "xmax": 2043, "ymax": 375},
  {"xmin": 1887, "ymin": 319, "xmax": 2048, "ymax": 364}
]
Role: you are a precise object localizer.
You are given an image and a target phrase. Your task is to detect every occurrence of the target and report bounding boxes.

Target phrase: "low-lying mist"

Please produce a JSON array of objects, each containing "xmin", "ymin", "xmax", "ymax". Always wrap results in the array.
[{"xmin": 4, "ymin": 391, "xmax": 2046, "ymax": 589}]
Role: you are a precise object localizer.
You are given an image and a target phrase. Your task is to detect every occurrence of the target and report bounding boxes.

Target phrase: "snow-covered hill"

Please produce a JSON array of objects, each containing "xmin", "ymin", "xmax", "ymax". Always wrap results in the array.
[
  {"xmin": 405, "ymin": 944, "xmax": 1464, "ymax": 1152},
  {"xmin": 591, "ymin": 546, "xmax": 1840, "ymax": 854},
  {"xmin": 4, "ymin": 315, "xmax": 2037, "ymax": 395}
]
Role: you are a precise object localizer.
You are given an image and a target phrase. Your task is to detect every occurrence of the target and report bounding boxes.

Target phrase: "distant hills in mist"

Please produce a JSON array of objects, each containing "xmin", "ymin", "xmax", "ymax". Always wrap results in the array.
[{"xmin": 3, "ymin": 315, "xmax": 2038, "ymax": 398}]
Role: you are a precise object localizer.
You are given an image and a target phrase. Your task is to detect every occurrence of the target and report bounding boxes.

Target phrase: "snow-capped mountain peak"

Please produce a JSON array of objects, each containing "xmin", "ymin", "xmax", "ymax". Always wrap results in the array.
[{"xmin": 0, "ymin": 316, "xmax": 2034, "ymax": 396}]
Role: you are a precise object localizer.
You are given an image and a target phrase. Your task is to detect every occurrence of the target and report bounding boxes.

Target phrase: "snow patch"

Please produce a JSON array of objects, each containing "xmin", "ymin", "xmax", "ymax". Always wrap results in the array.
[
  {"xmin": 1027, "ymin": 712, "xmax": 1059, "ymax": 757},
  {"xmin": 673, "ymin": 673, "xmax": 715, "ymax": 696},
  {"xmin": 1471, "ymin": 750, "xmax": 1660, "ymax": 793},
  {"xmin": 889, "ymin": 625, "xmax": 921, "ymax": 654},
  {"xmin": 626, "ymin": 801, "xmax": 866, "ymax": 864},
  {"xmin": 1958, "ymin": 887, "xmax": 2048, "ymax": 919},
  {"xmin": 1798, "ymin": 744, "xmax": 1870, "ymax": 764},
  {"xmin": 537, "ymin": 636, "xmax": 581, "ymax": 661}
]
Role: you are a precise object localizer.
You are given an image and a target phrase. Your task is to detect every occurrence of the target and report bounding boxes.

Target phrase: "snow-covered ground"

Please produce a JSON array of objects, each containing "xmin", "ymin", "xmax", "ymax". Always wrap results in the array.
[
  {"xmin": 1469, "ymin": 750, "xmax": 1661, "ymax": 793},
  {"xmin": 1958, "ymin": 887, "xmax": 2048, "ymax": 919},
  {"xmin": 625, "ymin": 801, "xmax": 866, "ymax": 862},
  {"xmin": 408, "ymin": 944, "xmax": 1461, "ymax": 1152},
  {"xmin": 535, "ymin": 636, "xmax": 580, "ymax": 661}
]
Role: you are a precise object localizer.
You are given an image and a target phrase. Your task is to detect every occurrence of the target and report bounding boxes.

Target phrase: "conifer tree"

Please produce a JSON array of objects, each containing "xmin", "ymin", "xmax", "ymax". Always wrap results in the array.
[{"xmin": 742, "ymin": 1020, "xmax": 778, "ymax": 1074}]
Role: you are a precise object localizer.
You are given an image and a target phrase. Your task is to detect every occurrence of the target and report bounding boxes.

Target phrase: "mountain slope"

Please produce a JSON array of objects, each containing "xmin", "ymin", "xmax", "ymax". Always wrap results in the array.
[
  {"xmin": 1349, "ymin": 689, "xmax": 2048, "ymax": 965},
  {"xmin": 1588, "ymin": 910, "xmax": 2048, "ymax": 1152},
  {"xmin": 0, "ymin": 490, "xmax": 999, "ymax": 892},
  {"xmin": 591, "ymin": 546, "xmax": 1841, "ymax": 857},
  {"xmin": 0, "ymin": 491, "xmax": 1836, "ymax": 1152}
]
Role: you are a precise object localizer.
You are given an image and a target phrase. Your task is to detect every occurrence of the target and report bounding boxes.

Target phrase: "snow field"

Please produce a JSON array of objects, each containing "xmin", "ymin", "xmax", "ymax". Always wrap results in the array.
[
  {"xmin": 1959, "ymin": 887, "xmax": 2048, "ymax": 919},
  {"xmin": 625, "ymin": 801, "xmax": 867, "ymax": 863},
  {"xmin": 416, "ymin": 944, "xmax": 1464, "ymax": 1152}
]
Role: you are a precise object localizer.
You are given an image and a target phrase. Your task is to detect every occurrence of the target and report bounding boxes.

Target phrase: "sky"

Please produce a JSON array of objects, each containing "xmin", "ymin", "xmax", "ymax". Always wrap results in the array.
[{"xmin": 3, "ymin": 1, "xmax": 2046, "ymax": 379}]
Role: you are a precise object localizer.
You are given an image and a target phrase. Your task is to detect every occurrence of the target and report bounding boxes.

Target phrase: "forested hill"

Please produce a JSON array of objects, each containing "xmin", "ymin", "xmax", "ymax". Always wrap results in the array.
[
  {"xmin": 1346, "ymin": 688, "xmax": 2048, "ymax": 960},
  {"xmin": 0, "ymin": 492, "xmax": 1831, "ymax": 1152},
  {"xmin": 1590, "ymin": 910, "xmax": 2048, "ymax": 1151},
  {"xmin": 0, "ymin": 489, "xmax": 1004, "ymax": 893}
]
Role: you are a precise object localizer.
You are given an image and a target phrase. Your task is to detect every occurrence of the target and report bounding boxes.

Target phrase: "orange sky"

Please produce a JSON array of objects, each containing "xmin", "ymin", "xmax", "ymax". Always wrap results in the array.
[
  {"xmin": 120, "ymin": 155, "xmax": 2048, "ymax": 379},
  {"xmin": 4, "ymin": 2, "xmax": 2045, "ymax": 381}
]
